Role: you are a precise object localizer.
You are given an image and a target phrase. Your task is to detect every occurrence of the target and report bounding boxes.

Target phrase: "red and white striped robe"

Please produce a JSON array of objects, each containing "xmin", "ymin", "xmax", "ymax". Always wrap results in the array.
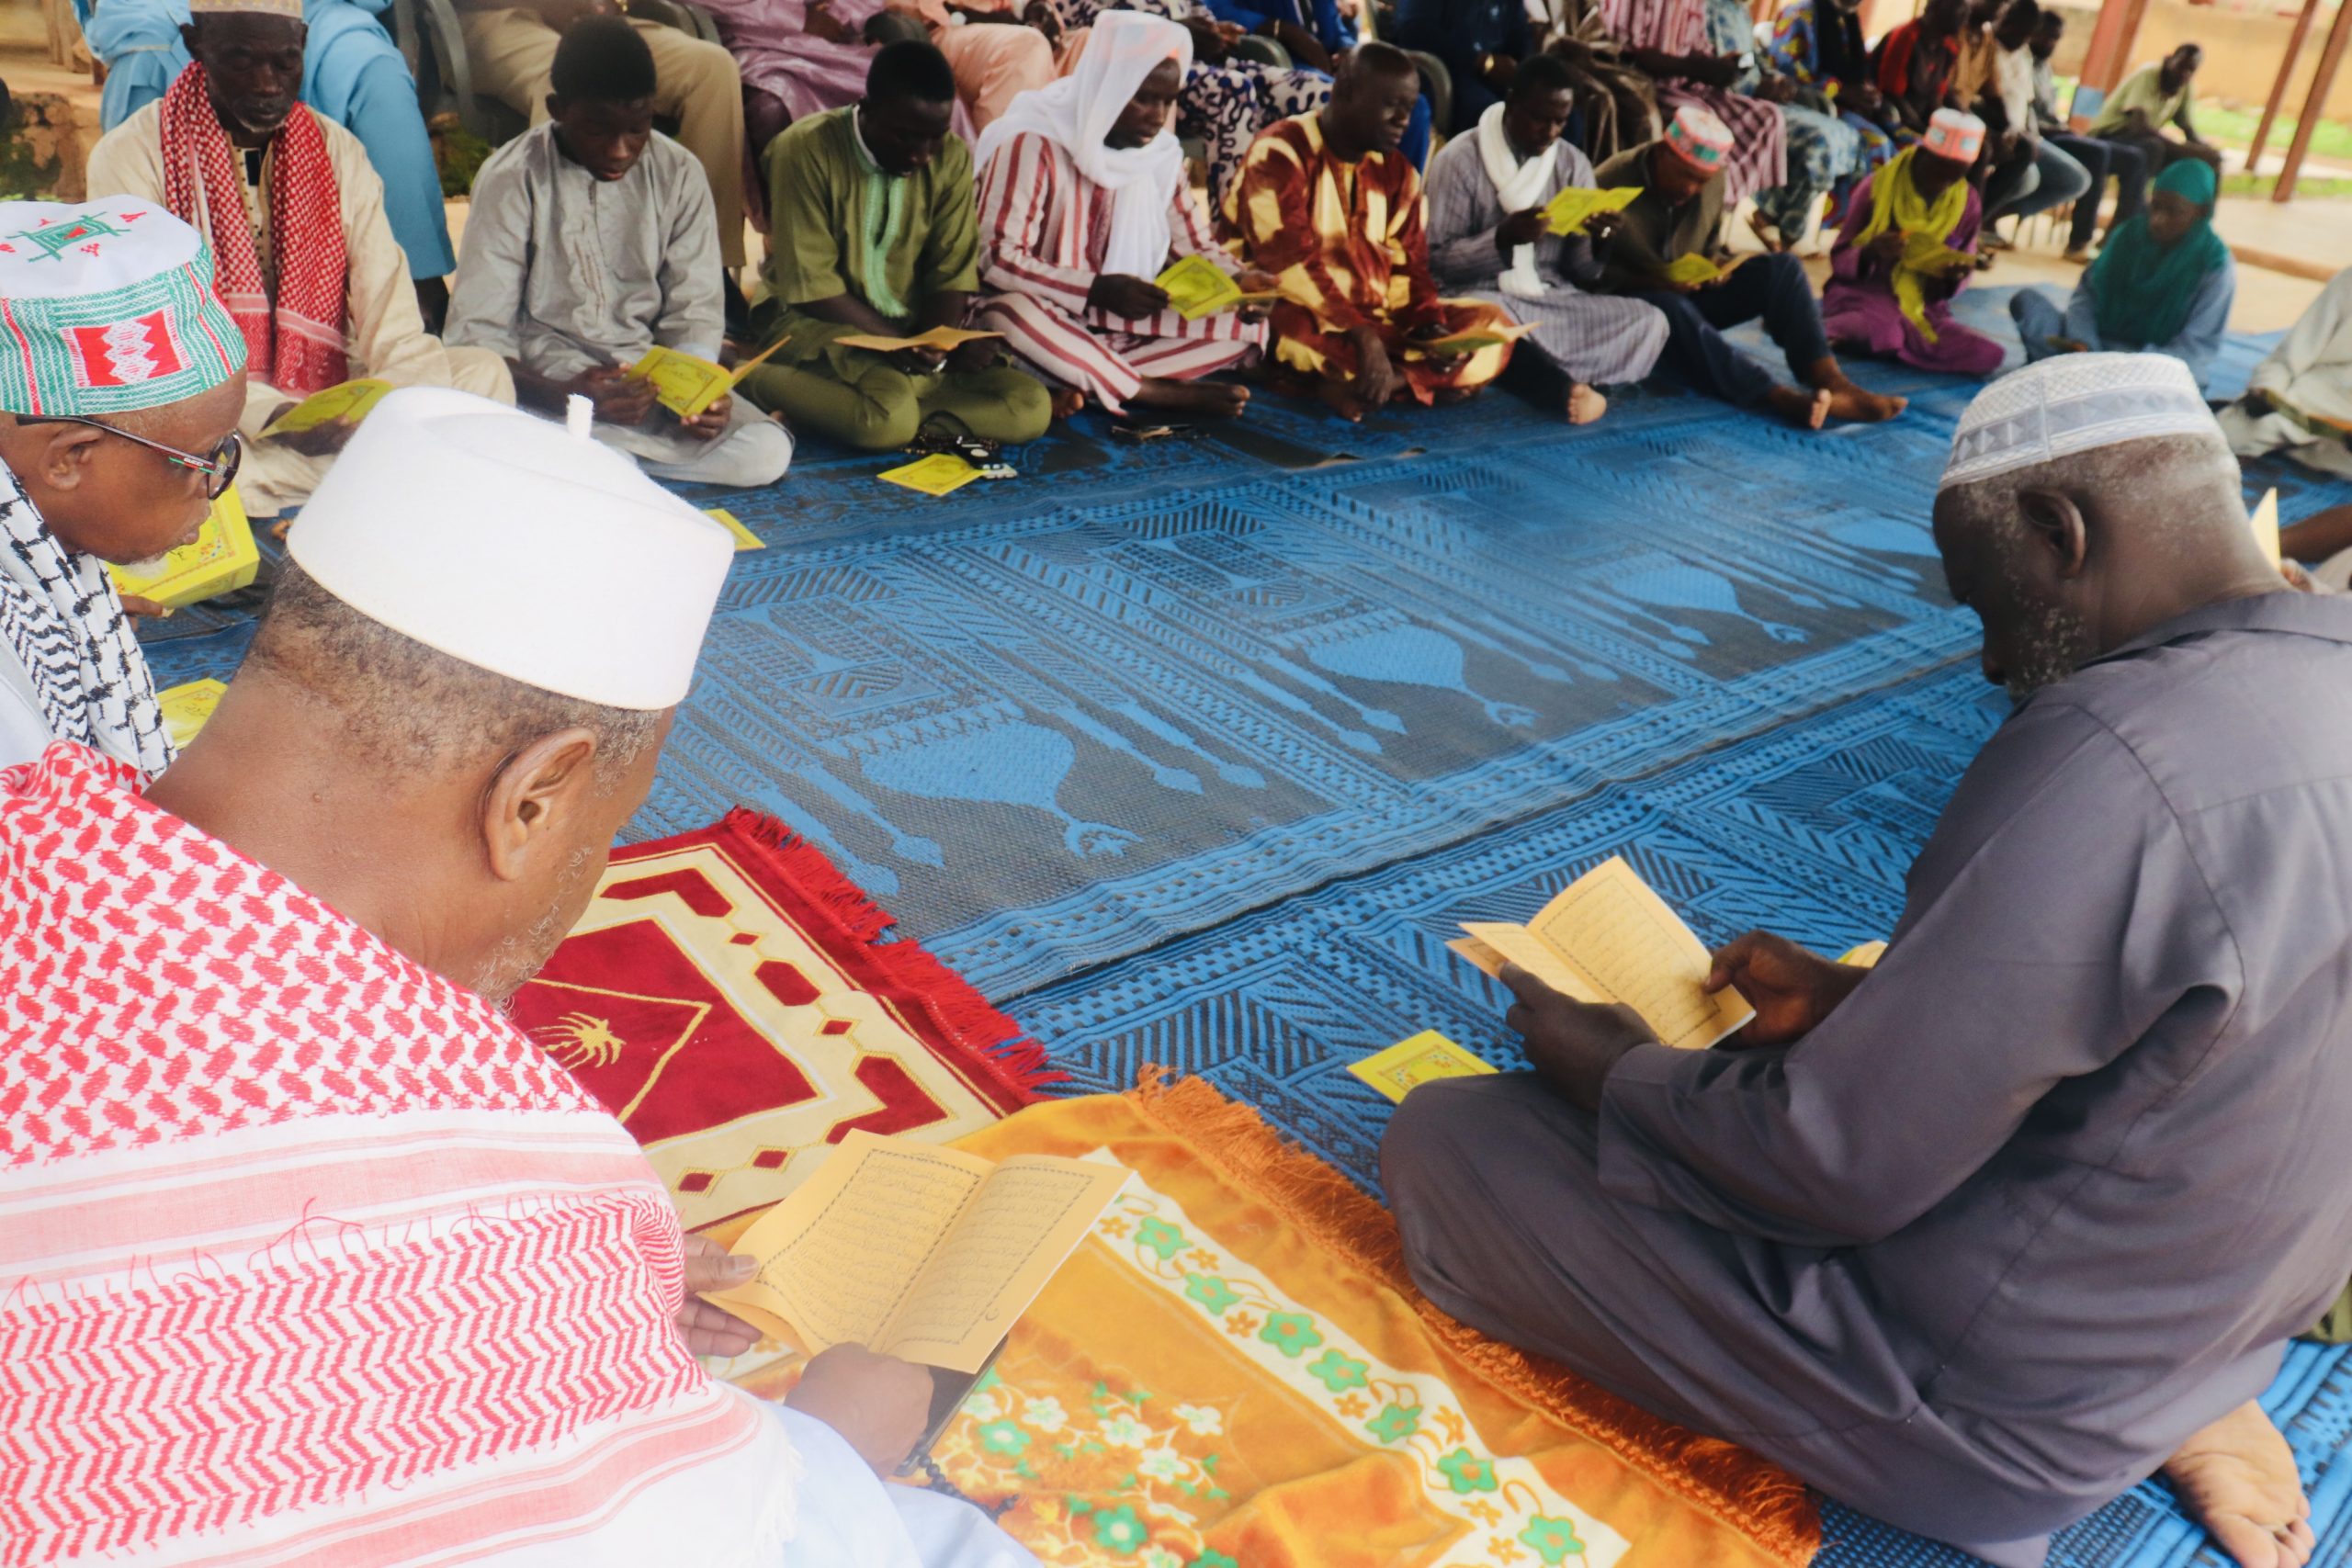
[
  {"xmin": 0, "ymin": 743, "xmax": 800, "ymax": 1568},
  {"xmin": 976, "ymin": 129, "xmax": 1264, "ymax": 413}
]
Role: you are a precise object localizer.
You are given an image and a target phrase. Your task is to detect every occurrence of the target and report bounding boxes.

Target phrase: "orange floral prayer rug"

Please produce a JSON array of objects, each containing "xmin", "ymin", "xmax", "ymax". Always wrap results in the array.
[
  {"xmin": 910, "ymin": 1076, "xmax": 1821, "ymax": 1568},
  {"xmin": 509, "ymin": 809, "xmax": 1057, "ymax": 1234}
]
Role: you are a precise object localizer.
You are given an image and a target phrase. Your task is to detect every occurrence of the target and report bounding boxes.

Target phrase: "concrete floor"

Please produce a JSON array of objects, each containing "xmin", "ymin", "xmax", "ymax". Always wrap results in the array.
[{"xmin": 3, "ymin": 34, "xmax": 2334, "ymax": 334}]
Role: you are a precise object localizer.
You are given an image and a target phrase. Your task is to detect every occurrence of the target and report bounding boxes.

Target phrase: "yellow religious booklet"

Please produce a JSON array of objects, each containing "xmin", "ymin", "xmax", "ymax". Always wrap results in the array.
[
  {"xmin": 157, "ymin": 678, "xmax": 227, "ymax": 750},
  {"xmin": 1414, "ymin": 319, "xmax": 1537, "ymax": 356},
  {"xmin": 878, "ymin": 453, "xmax": 985, "ymax": 497},
  {"xmin": 1152, "ymin": 255, "xmax": 1277, "ymax": 321},
  {"xmin": 702, "ymin": 506, "xmax": 765, "ymax": 551},
  {"xmin": 1659, "ymin": 252, "xmax": 1747, "ymax": 287},
  {"xmin": 1350, "ymin": 1030, "xmax": 1498, "ymax": 1103},
  {"xmin": 258, "ymin": 378, "xmax": 393, "ymax": 437},
  {"xmin": 707, "ymin": 1132, "xmax": 1130, "ymax": 1375},
  {"xmin": 1839, "ymin": 940, "xmax": 1888, "ymax": 968},
  {"xmin": 2250, "ymin": 488, "xmax": 2281, "ymax": 567},
  {"xmin": 1542, "ymin": 184, "xmax": 1642, "ymax": 236},
  {"xmin": 627, "ymin": 337, "xmax": 787, "ymax": 418},
  {"xmin": 108, "ymin": 486, "xmax": 260, "ymax": 609},
  {"xmin": 1450, "ymin": 855, "xmax": 1755, "ymax": 1051},
  {"xmin": 834, "ymin": 325, "xmax": 1003, "ymax": 355}
]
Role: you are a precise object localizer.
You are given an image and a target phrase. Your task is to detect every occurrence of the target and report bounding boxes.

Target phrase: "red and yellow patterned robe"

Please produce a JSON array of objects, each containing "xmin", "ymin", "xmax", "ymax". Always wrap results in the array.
[{"xmin": 1224, "ymin": 112, "xmax": 1514, "ymax": 403}]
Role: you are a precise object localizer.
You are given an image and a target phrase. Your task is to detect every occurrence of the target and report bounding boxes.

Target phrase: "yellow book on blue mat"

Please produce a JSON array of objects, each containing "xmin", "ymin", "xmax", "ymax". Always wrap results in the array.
[
  {"xmin": 1350, "ymin": 1031, "xmax": 1497, "ymax": 1103},
  {"xmin": 2251, "ymin": 489, "xmax": 2281, "ymax": 567},
  {"xmin": 703, "ymin": 506, "xmax": 764, "ymax": 551},
  {"xmin": 157, "ymin": 678, "xmax": 227, "ymax": 750},
  {"xmin": 108, "ymin": 486, "xmax": 259, "ymax": 609},
  {"xmin": 1451, "ymin": 855, "xmax": 1754, "ymax": 1051},
  {"xmin": 878, "ymin": 453, "xmax": 984, "ymax": 497}
]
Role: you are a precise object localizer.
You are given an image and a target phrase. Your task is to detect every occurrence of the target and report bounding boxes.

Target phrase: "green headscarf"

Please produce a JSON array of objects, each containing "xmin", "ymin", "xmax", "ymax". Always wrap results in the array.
[{"xmin": 2086, "ymin": 160, "xmax": 2228, "ymax": 350}]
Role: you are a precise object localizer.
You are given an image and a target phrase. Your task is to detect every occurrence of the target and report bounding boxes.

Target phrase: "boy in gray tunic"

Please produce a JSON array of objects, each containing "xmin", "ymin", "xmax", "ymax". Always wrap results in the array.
[
  {"xmin": 1420, "ymin": 55, "xmax": 1668, "ymax": 425},
  {"xmin": 1385, "ymin": 354, "xmax": 2347, "ymax": 1568},
  {"xmin": 447, "ymin": 17, "xmax": 793, "ymax": 488}
]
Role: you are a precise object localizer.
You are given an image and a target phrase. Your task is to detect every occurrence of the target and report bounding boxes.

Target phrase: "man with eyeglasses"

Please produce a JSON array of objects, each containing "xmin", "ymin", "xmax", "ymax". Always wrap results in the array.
[
  {"xmin": 0, "ymin": 196, "xmax": 247, "ymax": 774},
  {"xmin": 86, "ymin": 0, "xmax": 511, "ymax": 517}
]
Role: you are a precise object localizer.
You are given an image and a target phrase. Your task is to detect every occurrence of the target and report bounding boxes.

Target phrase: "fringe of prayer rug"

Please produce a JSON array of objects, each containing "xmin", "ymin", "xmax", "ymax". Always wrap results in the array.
[
  {"xmin": 870, "ymin": 1072, "xmax": 1819, "ymax": 1568},
  {"xmin": 509, "ymin": 808, "xmax": 1058, "ymax": 1234}
]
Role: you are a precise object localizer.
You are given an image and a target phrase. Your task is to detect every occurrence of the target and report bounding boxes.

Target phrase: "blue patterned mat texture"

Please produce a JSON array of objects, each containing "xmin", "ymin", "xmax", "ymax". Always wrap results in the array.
[{"xmin": 141, "ymin": 284, "xmax": 2352, "ymax": 1567}]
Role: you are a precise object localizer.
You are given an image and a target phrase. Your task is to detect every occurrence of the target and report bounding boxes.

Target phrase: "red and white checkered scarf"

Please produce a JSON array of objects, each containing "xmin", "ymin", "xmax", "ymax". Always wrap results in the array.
[
  {"xmin": 158, "ymin": 64, "xmax": 350, "ymax": 396},
  {"xmin": 0, "ymin": 744, "xmax": 798, "ymax": 1568}
]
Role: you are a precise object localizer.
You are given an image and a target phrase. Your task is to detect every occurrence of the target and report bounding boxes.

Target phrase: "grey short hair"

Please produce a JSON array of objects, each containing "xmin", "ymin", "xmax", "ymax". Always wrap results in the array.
[
  {"xmin": 1938, "ymin": 430, "xmax": 2242, "ymax": 547},
  {"xmin": 248, "ymin": 561, "xmax": 663, "ymax": 789}
]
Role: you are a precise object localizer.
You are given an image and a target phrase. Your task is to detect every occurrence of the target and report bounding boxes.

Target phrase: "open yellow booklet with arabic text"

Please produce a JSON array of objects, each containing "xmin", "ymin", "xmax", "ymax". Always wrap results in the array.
[
  {"xmin": 1451, "ymin": 855, "xmax": 1754, "ymax": 1050},
  {"xmin": 628, "ymin": 337, "xmax": 786, "ymax": 418},
  {"xmin": 707, "ymin": 1133, "xmax": 1129, "ymax": 1375}
]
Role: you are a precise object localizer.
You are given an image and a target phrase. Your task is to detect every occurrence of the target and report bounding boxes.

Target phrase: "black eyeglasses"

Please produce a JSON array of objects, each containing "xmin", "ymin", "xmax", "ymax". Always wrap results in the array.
[{"xmin": 19, "ymin": 414, "xmax": 243, "ymax": 500}]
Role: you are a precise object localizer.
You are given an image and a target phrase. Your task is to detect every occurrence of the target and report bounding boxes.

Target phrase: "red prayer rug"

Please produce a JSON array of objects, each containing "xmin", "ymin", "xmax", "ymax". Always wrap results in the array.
[{"xmin": 511, "ymin": 809, "xmax": 1057, "ymax": 1234}]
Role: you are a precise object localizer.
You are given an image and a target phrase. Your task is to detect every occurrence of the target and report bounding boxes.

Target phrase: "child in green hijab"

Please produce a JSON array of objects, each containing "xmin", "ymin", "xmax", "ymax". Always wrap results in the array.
[{"xmin": 2008, "ymin": 159, "xmax": 2235, "ymax": 389}]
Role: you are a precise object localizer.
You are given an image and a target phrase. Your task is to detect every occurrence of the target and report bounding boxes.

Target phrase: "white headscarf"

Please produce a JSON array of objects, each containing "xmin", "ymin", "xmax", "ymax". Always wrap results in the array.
[
  {"xmin": 1475, "ymin": 100, "xmax": 1561, "ymax": 300},
  {"xmin": 976, "ymin": 11, "xmax": 1193, "ymax": 280}
]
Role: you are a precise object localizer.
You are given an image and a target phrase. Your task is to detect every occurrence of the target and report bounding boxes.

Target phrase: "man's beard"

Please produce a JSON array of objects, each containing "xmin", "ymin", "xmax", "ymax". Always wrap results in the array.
[
  {"xmin": 118, "ymin": 552, "xmax": 174, "ymax": 577},
  {"xmin": 473, "ymin": 845, "xmax": 595, "ymax": 1007},
  {"xmin": 2003, "ymin": 592, "xmax": 2095, "ymax": 700}
]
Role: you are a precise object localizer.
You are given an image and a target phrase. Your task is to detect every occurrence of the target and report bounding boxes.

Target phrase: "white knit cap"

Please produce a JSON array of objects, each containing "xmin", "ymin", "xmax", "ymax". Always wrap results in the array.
[
  {"xmin": 287, "ymin": 388, "xmax": 733, "ymax": 710},
  {"xmin": 1940, "ymin": 353, "xmax": 2225, "ymax": 491}
]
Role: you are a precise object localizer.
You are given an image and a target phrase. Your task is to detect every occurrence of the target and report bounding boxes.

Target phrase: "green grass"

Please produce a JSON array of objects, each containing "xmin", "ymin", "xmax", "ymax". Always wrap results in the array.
[{"xmin": 2222, "ymin": 172, "xmax": 2352, "ymax": 198}]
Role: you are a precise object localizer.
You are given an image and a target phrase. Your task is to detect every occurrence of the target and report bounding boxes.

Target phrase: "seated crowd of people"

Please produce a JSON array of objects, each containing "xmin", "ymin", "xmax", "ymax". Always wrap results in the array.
[
  {"xmin": 56, "ymin": 0, "xmax": 2241, "ymax": 499},
  {"xmin": 12, "ymin": 2, "xmax": 2352, "ymax": 1567}
]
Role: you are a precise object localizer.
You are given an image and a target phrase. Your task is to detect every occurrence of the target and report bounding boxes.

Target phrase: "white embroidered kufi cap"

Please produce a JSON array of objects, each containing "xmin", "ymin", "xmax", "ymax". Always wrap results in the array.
[
  {"xmin": 288, "ymin": 388, "xmax": 733, "ymax": 710},
  {"xmin": 1940, "ymin": 352, "xmax": 2226, "ymax": 491}
]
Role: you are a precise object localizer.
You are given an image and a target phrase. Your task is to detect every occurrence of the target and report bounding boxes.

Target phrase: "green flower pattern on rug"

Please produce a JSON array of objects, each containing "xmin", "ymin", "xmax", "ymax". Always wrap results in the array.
[{"xmin": 1520, "ymin": 1514, "xmax": 1589, "ymax": 1564}]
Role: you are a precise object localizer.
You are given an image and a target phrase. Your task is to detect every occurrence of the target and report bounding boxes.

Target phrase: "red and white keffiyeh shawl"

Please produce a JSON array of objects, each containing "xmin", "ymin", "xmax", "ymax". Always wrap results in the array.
[
  {"xmin": 158, "ymin": 64, "xmax": 350, "ymax": 396},
  {"xmin": 0, "ymin": 744, "xmax": 798, "ymax": 1568}
]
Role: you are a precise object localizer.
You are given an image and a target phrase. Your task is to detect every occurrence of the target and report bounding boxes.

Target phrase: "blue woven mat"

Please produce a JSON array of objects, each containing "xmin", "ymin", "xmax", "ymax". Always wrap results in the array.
[{"xmin": 136, "ymin": 289, "xmax": 2352, "ymax": 1566}]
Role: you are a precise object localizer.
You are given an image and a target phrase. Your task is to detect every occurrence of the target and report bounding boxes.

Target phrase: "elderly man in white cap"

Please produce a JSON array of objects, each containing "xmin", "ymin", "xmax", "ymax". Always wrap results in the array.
[
  {"xmin": 0, "ymin": 195, "xmax": 245, "ymax": 773},
  {"xmin": 85, "ymin": 0, "xmax": 511, "ymax": 516},
  {"xmin": 1382, "ymin": 355, "xmax": 2352, "ymax": 1568},
  {"xmin": 0, "ymin": 388, "xmax": 1038, "ymax": 1568}
]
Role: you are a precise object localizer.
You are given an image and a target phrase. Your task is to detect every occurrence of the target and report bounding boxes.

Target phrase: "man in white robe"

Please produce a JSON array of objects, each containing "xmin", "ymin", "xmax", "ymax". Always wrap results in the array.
[
  {"xmin": 85, "ymin": 0, "xmax": 511, "ymax": 515},
  {"xmin": 2220, "ymin": 264, "xmax": 2352, "ymax": 479},
  {"xmin": 0, "ymin": 387, "xmax": 1038, "ymax": 1566}
]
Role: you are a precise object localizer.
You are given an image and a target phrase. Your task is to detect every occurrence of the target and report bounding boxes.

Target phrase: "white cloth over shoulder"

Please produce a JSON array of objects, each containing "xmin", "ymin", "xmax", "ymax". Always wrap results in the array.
[
  {"xmin": 774, "ymin": 1405, "xmax": 1042, "ymax": 1567},
  {"xmin": 1476, "ymin": 101, "xmax": 1561, "ymax": 299},
  {"xmin": 975, "ymin": 11, "xmax": 1192, "ymax": 278}
]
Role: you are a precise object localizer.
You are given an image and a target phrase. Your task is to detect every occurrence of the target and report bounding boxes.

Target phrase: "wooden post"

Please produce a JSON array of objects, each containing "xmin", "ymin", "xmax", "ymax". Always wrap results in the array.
[
  {"xmin": 2276, "ymin": 0, "xmax": 2352, "ymax": 202},
  {"xmin": 2071, "ymin": 0, "xmax": 2153, "ymax": 127},
  {"xmin": 2249, "ymin": 0, "xmax": 2323, "ymax": 175}
]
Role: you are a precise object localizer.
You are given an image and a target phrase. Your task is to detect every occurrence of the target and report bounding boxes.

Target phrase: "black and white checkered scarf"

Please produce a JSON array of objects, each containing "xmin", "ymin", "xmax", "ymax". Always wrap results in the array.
[{"xmin": 0, "ymin": 465, "xmax": 175, "ymax": 774}]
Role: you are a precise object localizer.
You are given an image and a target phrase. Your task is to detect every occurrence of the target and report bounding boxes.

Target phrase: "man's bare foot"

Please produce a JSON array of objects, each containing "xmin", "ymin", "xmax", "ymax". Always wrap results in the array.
[
  {"xmin": 1316, "ymin": 378, "xmax": 1370, "ymax": 423},
  {"xmin": 1746, "ymin": 209, "xmax": 1789, "ymax": 254},
  {"xmin": 1132, "ymin": 378, "xmax": 1250, "ymax": 417},
  {"xmin": 1049, "ymin": 387, "xmax": 1086, "ymax": 421},
  {"xmin": 1825, "ymin": 381, "xmax": 1906, "ymax": 423},
  {"xmin": 1566, "ymin": 383, "xmax": 1608, "ymax": 425},
  {"xmin": 2165, "ymin": 1401, "xmax": 2315, "ymax": 1568},
  {"xmin": 1767, "ymin": 385, "xmax": 1832, "ymax": 430}
]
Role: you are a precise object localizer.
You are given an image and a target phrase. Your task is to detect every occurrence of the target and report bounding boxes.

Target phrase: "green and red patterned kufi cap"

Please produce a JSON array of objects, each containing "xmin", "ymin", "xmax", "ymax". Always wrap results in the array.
[{"xmin": 0, "ymin": 196, "xmax": 246, "ymax": 418}]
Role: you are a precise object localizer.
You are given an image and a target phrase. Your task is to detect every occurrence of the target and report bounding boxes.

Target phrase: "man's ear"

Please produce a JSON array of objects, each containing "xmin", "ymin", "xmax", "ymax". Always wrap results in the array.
[
  {"xmin": 480, "ymin": 728, "xmax": 600, "ymax": 883},
  {"xmin": 2014, "ymin": 487, "xmax": 2089, "ymax": 580},
  {"xmin": 178, "ymin": 20, "xmax": 202, "ymax": 54},
  {"xmin": 31, "ymin": 424, "xmax": 104, "ymax": 494}
]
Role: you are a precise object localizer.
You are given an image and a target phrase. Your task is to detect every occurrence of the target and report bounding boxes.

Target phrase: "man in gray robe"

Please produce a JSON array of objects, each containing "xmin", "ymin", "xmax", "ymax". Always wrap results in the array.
[
  {"xmin": 445, "ymin": 17, "xmax": 792, "ymax": 488},
  {"xmin": 1421, "ymin": 54, "xmax": 1668, "ymax": 425},
  {"xmin": 1384, "ymin": 353, "xmax": 2351, "ymax": 1568}
]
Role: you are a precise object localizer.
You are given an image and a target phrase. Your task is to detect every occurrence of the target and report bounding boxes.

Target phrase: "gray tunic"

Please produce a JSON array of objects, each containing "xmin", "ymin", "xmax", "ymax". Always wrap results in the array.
[
  {"xmin": 1421, "ymin": 134, "xmax": 1669, "ymax": 388},
  {"xmin": 446, "ymin": 123, "xmax": 755, "ymax": 474},
  {"xmin": 1385, "ymin": 590, "xmax": 2352, "ymax": 1566}
]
